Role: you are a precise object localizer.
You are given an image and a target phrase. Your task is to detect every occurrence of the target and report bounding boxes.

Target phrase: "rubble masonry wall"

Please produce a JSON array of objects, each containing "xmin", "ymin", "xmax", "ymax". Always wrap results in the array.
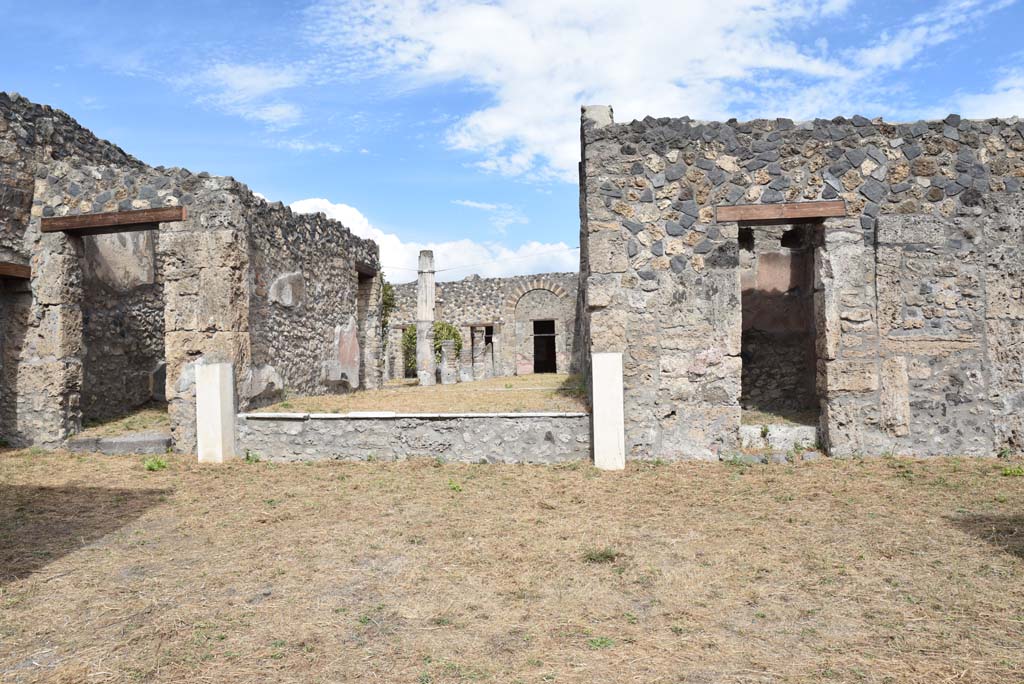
[
  {"xmin": 1, "ymin": 92, "xmax": 382, "ymax": 450},
  {"xmin": 391, "ymin": 272, "xmax": 578, "ymax": 377},
  {"xmin": 580, "ymin": 108, "xmax": 1024, "ymax": 458}
]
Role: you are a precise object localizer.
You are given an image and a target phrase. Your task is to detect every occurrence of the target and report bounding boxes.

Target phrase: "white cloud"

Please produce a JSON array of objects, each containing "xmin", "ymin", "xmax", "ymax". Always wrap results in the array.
[
  {"xmin": 303, "ymin": 0, "xmax": 1016, "ymax": 179},
  {"xmin": 247, "ymin": 102, "xmax": 303, "ymax": 128},
  {"xmin": 949, "ymin": 70, "xmax": 1024, "ymax": 118},
  {"xmin": 194, "ymin": 62, "xmax": 307, "ymax": 129},
  {"xmin": 274, "ymin": 138, "xmax": 343, "ymax": 153},
  {"xmin": 850, "ymin": 0, "xmax": 1015, "ymax": 72},
  {"xmin": 303, "ymin": 0, "xmax": 851, "ymax": 179},
  {"xmin": 290, "ymin": 197, "xmax": 577, "ymax": 283},
  {"xmin": 452, "ymin": 199, "xmax": 498, "ymax": 210},
  {"xmin": 451, "ymin": 199, "xmax": 528, "ymax": 234},
  {"xmin": 203, "ymin": 63, "xmax": 306, "ymax": 102}
]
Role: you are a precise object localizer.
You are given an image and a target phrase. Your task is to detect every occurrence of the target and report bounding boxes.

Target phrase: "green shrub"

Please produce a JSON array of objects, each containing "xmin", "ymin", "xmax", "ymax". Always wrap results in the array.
[
  {"xmin": 381, "ymin": 281, "xmax": 396, "ymax": 347},
  {"xmin": 583, "ymin": 547, "xmax": 621, "ymax": 564},
  {"xmin": 402, "ymin": 322, "xmax": 463, "ymax": 375},
  {"xmin": 143, "ymin": 457, "xmax": 167, "ymax": 471}
]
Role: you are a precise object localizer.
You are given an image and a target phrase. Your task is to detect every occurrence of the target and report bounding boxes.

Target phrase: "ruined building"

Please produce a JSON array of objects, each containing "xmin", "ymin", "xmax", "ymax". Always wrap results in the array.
[
  {"xmin": 389, "ymin": 272, "xmax": 578, "ymax": 379},
  {"xmin": 0, "ymin": 93, "xmax": 383, "ymax": 451},
  {"xmin": 578, "ymin": 106, "xmax": 1024, "ymax": 459}
]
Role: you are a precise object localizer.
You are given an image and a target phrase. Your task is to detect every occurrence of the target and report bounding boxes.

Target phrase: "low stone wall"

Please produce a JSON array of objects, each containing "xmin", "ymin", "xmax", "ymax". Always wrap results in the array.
[{"xmin": 237, "ymin": 411, "xmax": 591, "ymax": 463}]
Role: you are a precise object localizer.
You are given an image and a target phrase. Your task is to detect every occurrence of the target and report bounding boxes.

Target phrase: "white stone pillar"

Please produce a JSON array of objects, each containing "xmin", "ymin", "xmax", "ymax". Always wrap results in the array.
[
  {"xmin": 416, "ymin": 250, "xmax": 436, "ymax": 385},
  {"xmin": 196, "ymin": 361, "xmax": 236, "ymax": 463},
  {"xmin": 591, "ymin": 352, "xmax": 625, "ymax": 470},
  {"xmin": 416, "ymin": 250, "xmax": 436, "ymax": 321}
]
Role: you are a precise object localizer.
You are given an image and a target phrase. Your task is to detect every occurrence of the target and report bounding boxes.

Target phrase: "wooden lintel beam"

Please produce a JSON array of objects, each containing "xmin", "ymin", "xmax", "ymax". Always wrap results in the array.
[
  {"xmin": 40, "ymin": 207, "xmax": 187, "ymax": 236},
  {"xmin": 0, "ymin": 262, "xmax": 31, "ymax": 279},
  {"xmin": 715, "ymin": 200, "xmax": 846, "ymax": 223},
  {"xmin": 354, "ymin": 261, "xmax": 378, "ymax": 276}
]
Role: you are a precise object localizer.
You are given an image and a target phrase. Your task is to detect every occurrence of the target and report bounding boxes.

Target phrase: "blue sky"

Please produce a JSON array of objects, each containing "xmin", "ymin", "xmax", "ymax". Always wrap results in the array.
[{"xmin": 2, "ymin": 0, "xmax": 1023, "ymax": 281}]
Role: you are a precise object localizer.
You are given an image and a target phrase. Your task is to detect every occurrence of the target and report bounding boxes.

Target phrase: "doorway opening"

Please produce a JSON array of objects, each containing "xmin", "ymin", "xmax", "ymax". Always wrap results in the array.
[
  {"xmin": 80, "ymin": 231, "xmax": 167, "ymax": 428},
  {"xmin": 738, "ymin": 223, "xmax": 819, "ymax": 425},
  {"xmin": 0, "ymin": 275, "xmax": 32, "ymax": 445},
  {"xmin": 532, "ymin": 320, "xmax": 557, "ymax": 374}
]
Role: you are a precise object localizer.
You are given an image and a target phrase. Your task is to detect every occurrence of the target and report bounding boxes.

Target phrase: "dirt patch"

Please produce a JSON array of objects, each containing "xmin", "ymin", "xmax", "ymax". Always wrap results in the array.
[
  {"xmin": 258, "ymin": 373, "xmax": 588, "ymax": 414},
  {"xmin": 1, "ymin": 452, "xmax": 1023, "ymax": 683}
]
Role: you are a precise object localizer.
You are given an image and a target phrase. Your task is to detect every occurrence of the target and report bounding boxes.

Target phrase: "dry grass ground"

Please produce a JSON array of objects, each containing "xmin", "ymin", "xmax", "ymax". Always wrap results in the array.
[
  {"xmin": 2, "ymin": 452, "xmax": 1024, "ymax": 683},
  {"xmin": 77, "ymin": 406, "xmax": 170, "ymax": 439},
  {"xmin": 258, "ymin": 373, "xmax": 588, "ymax": 414},
  {"xmin": 740, "ymin": 407, "xmax": 818, "ymax": 427}
]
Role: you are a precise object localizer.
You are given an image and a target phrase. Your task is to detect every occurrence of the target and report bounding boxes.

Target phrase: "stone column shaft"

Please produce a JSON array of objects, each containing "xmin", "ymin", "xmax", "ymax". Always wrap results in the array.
[{"xmin": 416, "ymin": 250, "xmax": 436, "ymax": 386}]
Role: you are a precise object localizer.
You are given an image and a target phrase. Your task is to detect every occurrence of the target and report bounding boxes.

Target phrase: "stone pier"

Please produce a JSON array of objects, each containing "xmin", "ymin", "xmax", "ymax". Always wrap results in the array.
[
  {"xmin": 416, "ymin": 250, "xmax": 436, "ymax": 386},
  {"xmin": 483, "ymin": 342, "xmax": 494, "ymax": 379},
  {"xmin": 440, "ymin": 339, "xmax": 458, "ymax": 385},
  {"xmin": 459, "ymin": 331, "xmax": 474, "ymax": 383},
  {"xmin": 472, "ymin": 327, "xmax": 487, "ymax": 380}
]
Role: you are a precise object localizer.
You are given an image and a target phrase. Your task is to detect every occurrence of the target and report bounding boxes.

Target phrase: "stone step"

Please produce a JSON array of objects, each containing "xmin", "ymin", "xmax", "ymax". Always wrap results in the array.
[
  {"xmin": 66, "ymin": 429, "xmax": 171, "ymax": 456},
  {"xmin": 739, "ymin": 423, "xmax": 819, "ymax": 452}
]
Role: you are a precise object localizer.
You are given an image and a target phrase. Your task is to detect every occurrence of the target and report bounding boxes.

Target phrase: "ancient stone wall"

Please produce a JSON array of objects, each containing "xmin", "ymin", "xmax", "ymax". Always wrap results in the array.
[
  {"xmin": 246, "ymin": 199, "xmax": 381, "ymax": 408},
  {"xmin": 391, "ymin": 272, "xmax": 578, "ymax": 377},
  {"xmin": 1, "ymin": 94, "xmax": 147, "ymax": 446},
  {"xmin": 870, "ymin": 199, "xmax": 1024, "ymax": 455},
  {"xmin": 26, "ymin": 160, "xmax": 247, "ymax": 449},
  {"xmin": 1, "ymin": 92, "xmax": 142, "ymax": 263},
  {"xmin": 237, "ymin": 411, "xmax": 590, "ymax": 463},
  {"xmin": 580, "ymin": 106, "xmax": 1024, "ymax": 459},
  {"xmin": 1, "ymin": 92, "xmax": 383, "ymax": 450}
]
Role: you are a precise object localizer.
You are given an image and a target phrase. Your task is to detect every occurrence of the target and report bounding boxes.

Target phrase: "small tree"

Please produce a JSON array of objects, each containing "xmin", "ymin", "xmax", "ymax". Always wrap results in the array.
[
  {"xmin": 380, "ymin": 280, "xmax": 396, "ymax": 350},
  {"xmin": 402, "ymin": 322, "xmax": 463, "ymax": 376}
]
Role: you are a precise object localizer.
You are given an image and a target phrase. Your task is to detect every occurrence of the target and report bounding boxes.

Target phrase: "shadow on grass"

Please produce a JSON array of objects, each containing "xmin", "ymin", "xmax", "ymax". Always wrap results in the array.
[
  {"xmin": 79, "ymin": 401, "xmax": 169, "ymax": 438},
  {"xmin": 949, "ymin": 514, "xmax": 1024, "ymax": 559},
  {"xmin": 0, "ymin": 484, "xmax": 168, "ymax": 583},
  {"xmin": 554, "ymin": 374, "xmax": 587, "ymax": 399}
]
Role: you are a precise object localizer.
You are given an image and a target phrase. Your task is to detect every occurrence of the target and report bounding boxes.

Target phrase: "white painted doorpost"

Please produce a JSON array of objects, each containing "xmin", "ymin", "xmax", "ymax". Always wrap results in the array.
[
  {"xmin": 196, "ymin": 361, "xmax": 237, "ymax": 463},
  {"xmin": 591, "ymin": 352, "xmax": 625, "ymax": 470}
]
